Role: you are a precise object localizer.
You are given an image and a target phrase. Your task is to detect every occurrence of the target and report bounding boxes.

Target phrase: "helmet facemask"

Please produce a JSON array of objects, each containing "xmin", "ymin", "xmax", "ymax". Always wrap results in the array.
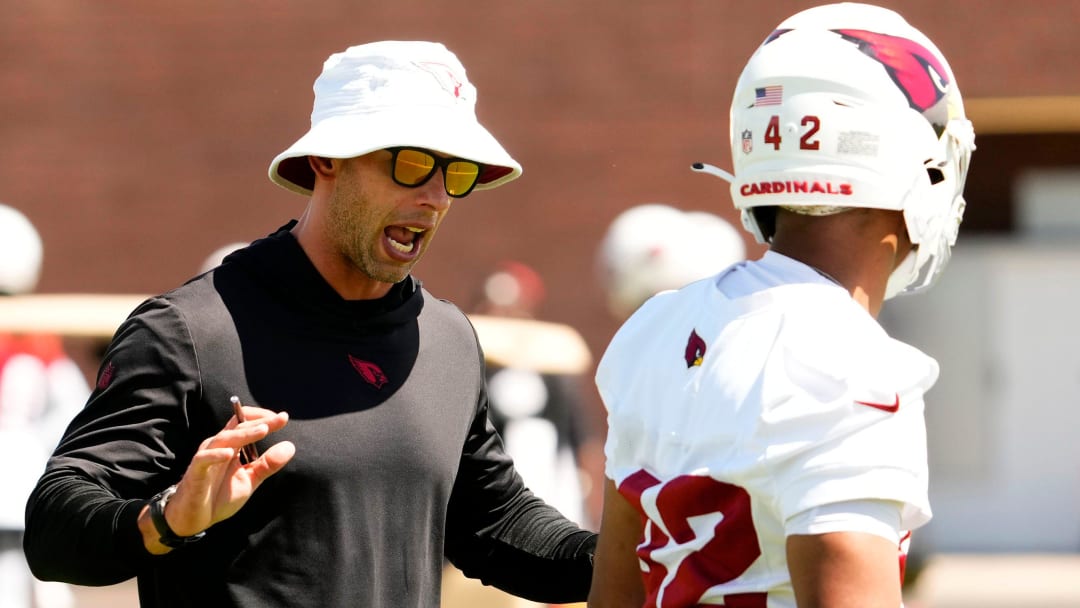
[{"xmin": 886, "ymin": 115, "xmax": 975, "ymax": 298}]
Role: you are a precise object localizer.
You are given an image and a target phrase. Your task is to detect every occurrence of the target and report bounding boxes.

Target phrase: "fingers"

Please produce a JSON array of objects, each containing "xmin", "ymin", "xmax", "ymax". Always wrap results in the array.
[
  {"xmin": 258, "ymin": 410, "xmax": 290, "ymax": 433},
  {"xmin": 214, "ymin": 411, "xmax": 290, "ymax": 454},
  {"xmin": 189, "ymin": 446, "xmax": 237, "ymax": 469},
  {"xmin": 167, "ymin": 409, "xmax": 294, "ymax": 535},
  {"xmin": 233, "ymin": 407, "xmax": 289, "ymax": 431},
  {"xmin": 247, "ymin": 441, "xmax": 296, "ymax": 485},
  {"xmin": 182, "ymin": 414, "xmax": 283, "ymax": 497},
  {"xmin": 166, "ymin": 448, "xmax": 235, "ymax": 536}
]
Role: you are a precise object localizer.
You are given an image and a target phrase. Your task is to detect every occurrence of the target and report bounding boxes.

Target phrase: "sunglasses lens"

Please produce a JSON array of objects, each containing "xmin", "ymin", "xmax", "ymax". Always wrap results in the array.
[
  {"xmin": 394, "ymin": 149, "xmax": 436, "ymax": 185},
  {"xmin": 444, "ymin": 161, "xmax": 481, "ymax": 197}
]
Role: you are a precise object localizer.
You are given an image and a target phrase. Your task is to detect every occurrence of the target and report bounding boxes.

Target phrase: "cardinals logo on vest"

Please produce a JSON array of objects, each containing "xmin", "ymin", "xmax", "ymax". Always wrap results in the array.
[
  {"xmin": 684, "ymin": 330, "xmax": 706, "ymax": 368},
  {"xmin": 348, "ymin": 355, "xmax": 389, "ymax": 389}
]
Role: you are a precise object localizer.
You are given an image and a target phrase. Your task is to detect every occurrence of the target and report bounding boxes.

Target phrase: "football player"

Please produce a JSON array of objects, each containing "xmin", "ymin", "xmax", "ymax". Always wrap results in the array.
[{"xmin": 589, "ymin": 3, "xmax": 975, "ymax": 607}]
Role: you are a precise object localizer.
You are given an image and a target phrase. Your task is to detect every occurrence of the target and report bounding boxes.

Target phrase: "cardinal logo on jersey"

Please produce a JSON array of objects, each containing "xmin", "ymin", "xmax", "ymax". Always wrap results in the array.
[
  {"xmin": 684, "ymin": 330, "xmax": 706, "ymax": 368},
  {"xmin": 834, "ymin": 29, "xmax": 950, "ymax": 129},
  {"xmin": 348, "ymin": 355, "xmax": 389, "ymax": 389}
]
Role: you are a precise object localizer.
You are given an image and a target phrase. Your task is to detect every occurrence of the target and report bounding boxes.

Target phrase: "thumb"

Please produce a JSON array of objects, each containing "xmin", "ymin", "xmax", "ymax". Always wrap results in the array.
[{"xmin": 248, "ymin": 440, "xmax": 296, "ymax": 488}]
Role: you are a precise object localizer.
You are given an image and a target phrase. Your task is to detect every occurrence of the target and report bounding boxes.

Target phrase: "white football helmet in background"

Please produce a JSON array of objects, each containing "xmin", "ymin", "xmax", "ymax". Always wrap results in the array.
[
  {"xmin": 598, "ymin": 204, "xmax": 746, "ymax": 320},
  {"xmin": 0, "ymin": 204, "xmax": 43, "ymax": 295},
  {"xmin": 694, "ymin": 2, "xmax": 975, "ymax": 298}
]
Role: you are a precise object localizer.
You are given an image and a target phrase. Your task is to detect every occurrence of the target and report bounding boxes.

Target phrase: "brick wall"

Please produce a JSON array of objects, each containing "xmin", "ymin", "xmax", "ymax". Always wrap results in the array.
[{"xmin": 1, "ymin": 1, "xmax": 1078, "ymax": 427}]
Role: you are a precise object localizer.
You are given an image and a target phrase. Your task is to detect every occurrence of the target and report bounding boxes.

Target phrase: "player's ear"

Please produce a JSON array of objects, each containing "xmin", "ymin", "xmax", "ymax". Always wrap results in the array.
[{"xmin": 308, "ymin": 156, "xmax": 336, "ymax": 177}]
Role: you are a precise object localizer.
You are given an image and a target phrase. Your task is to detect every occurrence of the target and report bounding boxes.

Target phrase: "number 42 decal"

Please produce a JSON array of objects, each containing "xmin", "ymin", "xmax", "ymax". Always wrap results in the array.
[{"xmin": 763, "ymin": 115, "xmax": 821, "ymax": 151}]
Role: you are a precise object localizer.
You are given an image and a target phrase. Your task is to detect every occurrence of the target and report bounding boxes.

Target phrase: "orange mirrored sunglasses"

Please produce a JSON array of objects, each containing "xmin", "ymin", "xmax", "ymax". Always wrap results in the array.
[{"xmin": 387, "ymin": 147, "xmax": 483, "ymax": 198}]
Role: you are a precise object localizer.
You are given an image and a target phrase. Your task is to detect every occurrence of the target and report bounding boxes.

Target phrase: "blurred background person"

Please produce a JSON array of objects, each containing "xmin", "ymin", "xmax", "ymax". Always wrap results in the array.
[
  {"xmin": 597, "ymin": 203, "xmax": 746, "ymax": 321},
  {"xmin": 0, "ymin": 204, "xmax": 84, "ymax": 608},
  {"xmin": 472, "ymin": 260, "xmax": 593, "ymax": 528},
  {"xmin": 443, "ymin": 260, "xmax": 596, "ymax": 608},
  {"xmin": 474, "ymin": 260, "xmax": 547, "ymax": 320}
]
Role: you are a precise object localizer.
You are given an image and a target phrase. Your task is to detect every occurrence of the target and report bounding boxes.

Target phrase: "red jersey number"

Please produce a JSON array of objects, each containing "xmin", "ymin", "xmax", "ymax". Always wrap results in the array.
[{"xmin": 619, "ymin": 470, "xmax": 767, "ymax": 608}]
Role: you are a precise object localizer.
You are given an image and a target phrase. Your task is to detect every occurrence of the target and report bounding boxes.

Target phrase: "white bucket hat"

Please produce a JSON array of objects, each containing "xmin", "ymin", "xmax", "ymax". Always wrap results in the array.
[{"xmin": 268, "ymin": 40, "xmax": 522, "ymax": 196}]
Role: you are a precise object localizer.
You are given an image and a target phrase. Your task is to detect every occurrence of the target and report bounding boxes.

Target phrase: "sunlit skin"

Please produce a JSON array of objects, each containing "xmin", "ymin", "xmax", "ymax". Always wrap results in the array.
[{"xmin": 292, "ymin": 149, "xmax": 454, "ymax": 300}]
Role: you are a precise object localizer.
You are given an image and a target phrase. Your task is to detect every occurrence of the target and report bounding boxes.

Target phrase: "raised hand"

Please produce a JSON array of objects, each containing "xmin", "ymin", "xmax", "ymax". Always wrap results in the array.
[{"xmin": 139, "ymin": 404, "xmax": 295, "ymax": 553}]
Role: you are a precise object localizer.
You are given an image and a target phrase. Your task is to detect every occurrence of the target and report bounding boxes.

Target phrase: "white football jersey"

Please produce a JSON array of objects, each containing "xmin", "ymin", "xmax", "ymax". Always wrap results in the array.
[{"xmin": 596, "ymin": 251, "xmax": 938, "ymax": 607}]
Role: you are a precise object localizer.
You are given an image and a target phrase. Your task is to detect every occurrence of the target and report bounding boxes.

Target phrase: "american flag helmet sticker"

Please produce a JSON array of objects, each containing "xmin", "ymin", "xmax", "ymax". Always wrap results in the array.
[{"xmin": 754, "ymin": 85, "xmax": 783, "ymax": 106}]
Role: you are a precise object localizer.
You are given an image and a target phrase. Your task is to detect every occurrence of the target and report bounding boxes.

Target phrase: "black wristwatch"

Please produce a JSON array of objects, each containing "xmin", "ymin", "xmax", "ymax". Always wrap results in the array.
[{"xmin": 149, "ymin": 485, "xmax": 206, "ymax": 548}]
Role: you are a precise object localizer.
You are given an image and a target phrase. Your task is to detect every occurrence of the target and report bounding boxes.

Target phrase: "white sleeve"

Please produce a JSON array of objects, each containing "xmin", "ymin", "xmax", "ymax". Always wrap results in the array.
[
  {"xmin": 785, "ymin": 499, "xmax": 904, "ymax": 544},
  {"xmin": 764, "ymin": 322, "xmax": 937, "ymax": 533}
]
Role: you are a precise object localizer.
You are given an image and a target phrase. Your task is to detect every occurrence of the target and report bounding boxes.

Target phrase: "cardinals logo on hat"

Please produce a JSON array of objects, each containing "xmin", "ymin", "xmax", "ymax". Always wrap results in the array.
[{"xmin": 414, "ymin": 61, "xmax": 465, "ymax": 100}]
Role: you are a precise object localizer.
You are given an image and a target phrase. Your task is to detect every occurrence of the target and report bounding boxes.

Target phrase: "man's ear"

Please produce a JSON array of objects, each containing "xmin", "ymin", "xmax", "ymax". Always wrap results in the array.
[{"xmin": 309, "ymin": 156, "xmax": 335, "ymax": 177}]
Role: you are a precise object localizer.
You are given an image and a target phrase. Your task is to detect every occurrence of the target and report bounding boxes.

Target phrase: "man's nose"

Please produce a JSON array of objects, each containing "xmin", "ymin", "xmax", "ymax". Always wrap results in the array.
[{"xmin": 416, "ymin": 167, "xmax": 452, "ymax": 211}]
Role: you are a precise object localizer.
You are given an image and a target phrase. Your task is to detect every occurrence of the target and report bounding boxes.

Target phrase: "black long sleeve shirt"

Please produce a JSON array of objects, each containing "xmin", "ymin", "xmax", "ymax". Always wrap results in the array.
[{"xmin": 24, "ymin": 224, "xmax": 595, "ymax": 607}]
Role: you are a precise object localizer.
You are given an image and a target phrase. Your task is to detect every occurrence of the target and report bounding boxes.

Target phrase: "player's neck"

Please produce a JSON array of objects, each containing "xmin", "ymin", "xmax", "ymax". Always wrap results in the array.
[
  {"xmin": 770, "ymin": 209, "xmax": 907, "ymax": 318},
  {"xmin": 774, "ymin": 246, "xmax": 884, "ymax": 316}
]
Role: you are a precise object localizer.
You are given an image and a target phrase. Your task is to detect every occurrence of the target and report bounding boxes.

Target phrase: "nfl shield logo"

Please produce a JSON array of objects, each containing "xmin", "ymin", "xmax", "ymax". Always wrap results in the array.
[{"xmin": 741, "ymin": 130, "xmax": 753, "ymax": 154}]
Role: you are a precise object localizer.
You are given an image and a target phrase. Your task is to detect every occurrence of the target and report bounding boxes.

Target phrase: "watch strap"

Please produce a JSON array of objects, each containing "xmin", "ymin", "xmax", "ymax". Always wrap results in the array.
[{"xmin": 149, "ymin": 485, "xmax": 206, "ymax": 548}]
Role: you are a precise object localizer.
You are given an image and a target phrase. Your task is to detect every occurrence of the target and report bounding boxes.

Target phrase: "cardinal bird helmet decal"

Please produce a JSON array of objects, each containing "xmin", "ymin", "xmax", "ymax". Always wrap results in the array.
[{"xmin": 834, "ymin": 29, "xmax": 950, "ymax": 132}]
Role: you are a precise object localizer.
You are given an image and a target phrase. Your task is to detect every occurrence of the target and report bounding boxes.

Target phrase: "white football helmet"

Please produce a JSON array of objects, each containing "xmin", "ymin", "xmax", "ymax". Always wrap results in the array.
[
  {"xmin": 598, "ymin": 204, "xmax": 746, "ymax": 319},
  {"xmin": 0, "ymin": 204, "xmax": 43, "ymax": 295},
  {"xmin": 693, "ymin": 2, "xmax": 975, "ymax": 298}
]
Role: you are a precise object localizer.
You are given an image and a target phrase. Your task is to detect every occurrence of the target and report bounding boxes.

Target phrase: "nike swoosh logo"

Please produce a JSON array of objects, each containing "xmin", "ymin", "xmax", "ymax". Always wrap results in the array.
[{"xmin": 855, "ymin": 393, "xmax": 900, "ymax": 413}]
